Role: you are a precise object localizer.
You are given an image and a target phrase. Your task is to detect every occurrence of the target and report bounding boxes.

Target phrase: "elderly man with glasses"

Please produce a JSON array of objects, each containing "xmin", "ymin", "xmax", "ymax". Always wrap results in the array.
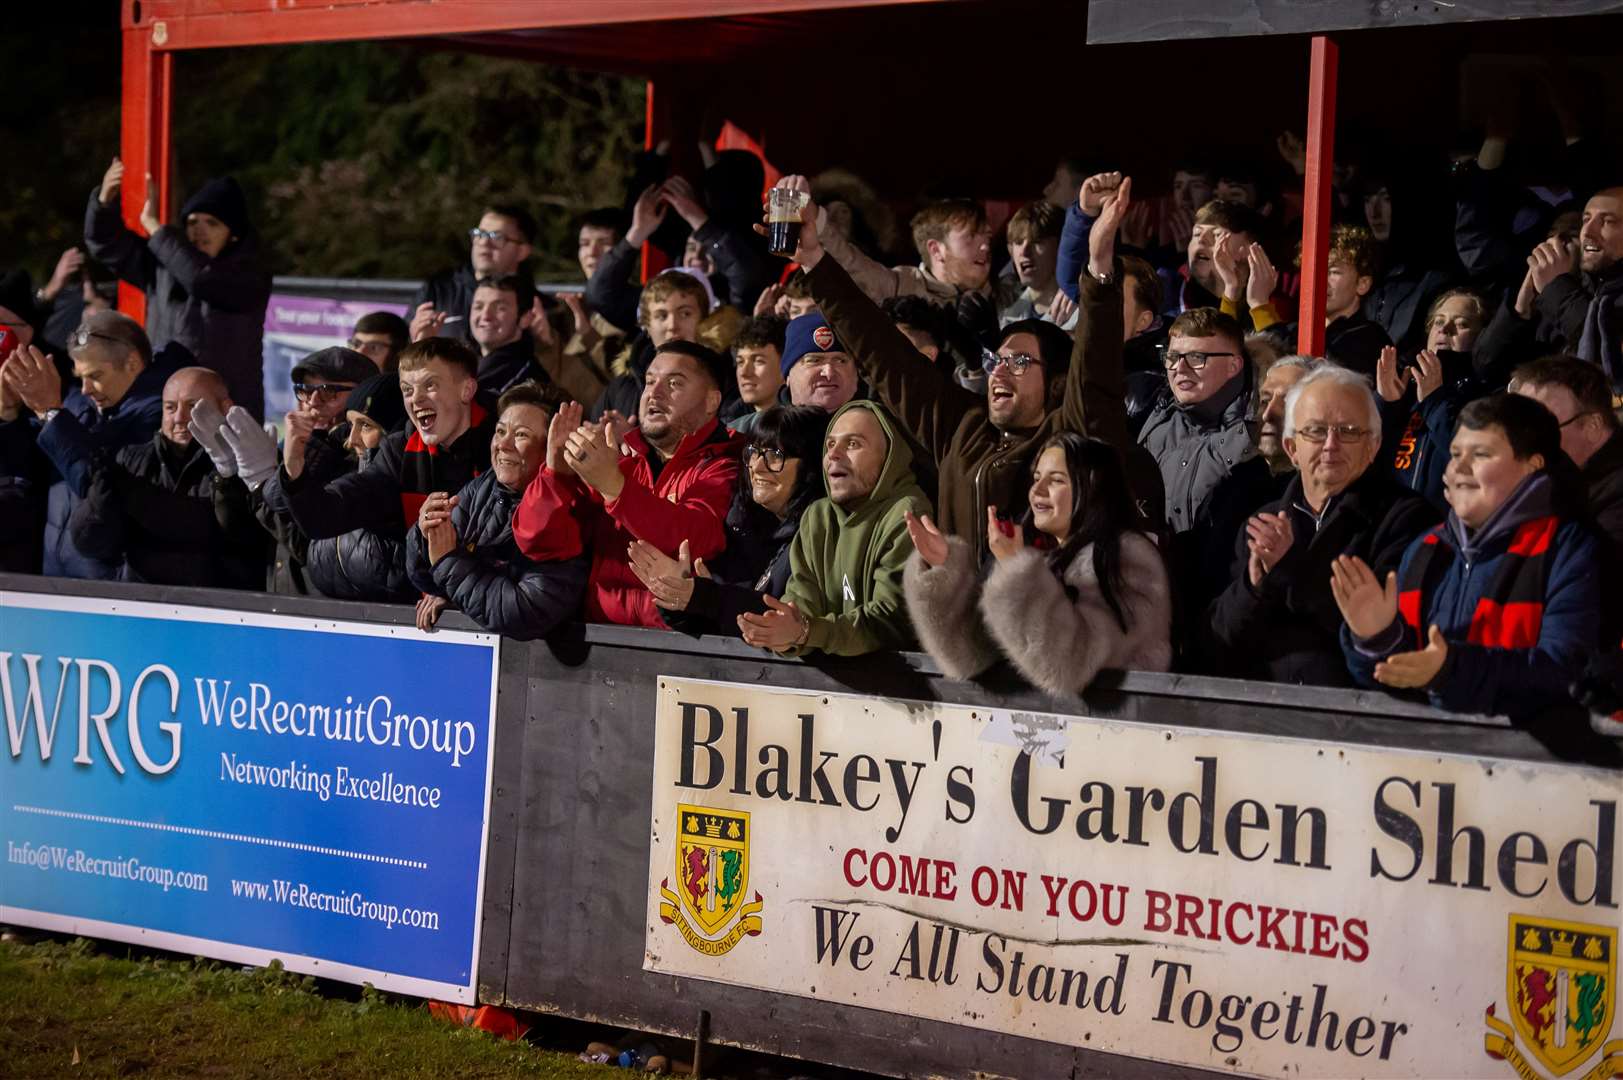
[
  {"xmin": 0, "ymin": 310, "xmax": 171, "ymax": 578},
  {"xmin": 1208, "ymin": 364, "xmax": 1440, "ymax": 685},
  {"xmin": 409, "ymin": 203, "xmax": 537, "ymax": 344}
]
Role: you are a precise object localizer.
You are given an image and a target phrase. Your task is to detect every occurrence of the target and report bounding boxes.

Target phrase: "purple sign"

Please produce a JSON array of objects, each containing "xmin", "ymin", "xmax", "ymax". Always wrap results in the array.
[{"xmin": 262, "ymin": 295, "xmax": 407, "ymax": 420}]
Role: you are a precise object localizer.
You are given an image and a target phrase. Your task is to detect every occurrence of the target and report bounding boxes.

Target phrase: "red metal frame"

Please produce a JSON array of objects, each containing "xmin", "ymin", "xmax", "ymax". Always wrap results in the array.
[
  {"xmin": 117, "ymin": 21, "xmax": 171, "ymax": 323},
  {"xmin": 1297, "ymin": 34, "xmax": 1339, "ymax": 357}
]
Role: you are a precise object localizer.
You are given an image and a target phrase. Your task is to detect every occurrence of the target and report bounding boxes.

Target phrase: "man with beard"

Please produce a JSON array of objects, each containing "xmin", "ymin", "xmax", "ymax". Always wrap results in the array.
[
  {"xmin": 513, "ymin": 340, "xmax": 742, "ymax": 627},
  {"xmin": 780, "ymin": 173, "xmax": 1164, "ymax": 555},
  {"xmin": 1523, "ymin": 186, "xmax": 1623, "ymax": 391},
  {"xmin": 406, "ymin": 382, "xmax": 588, "ymax": 638}
]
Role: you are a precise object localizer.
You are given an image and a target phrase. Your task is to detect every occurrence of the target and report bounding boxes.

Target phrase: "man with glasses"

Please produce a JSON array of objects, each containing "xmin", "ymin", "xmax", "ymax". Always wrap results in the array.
[
  {"xmin": 0, "ymin": 311, "xmax": 168, "ymax": 578},
  {"xmin": 410, "ymin": 204, "xmax": 537, "ymax": 344},
  {"xmin": 348, "ymin": 311, "xmax": 409, "ymax": 373},
  {"xmin": 1209, "ymin": 364, "xmax": 1438, "ymax": 685},
  {"xmin": 289, "ymin": 347, "xmax": 374, "ymax": 429},
  {"xmin": 1136, "ymin": 305, "xmax": 1278, "ymax": 660},
  {"xmin": 782, "ymin": 172, "xmax": 1162, "ymax": 554}
]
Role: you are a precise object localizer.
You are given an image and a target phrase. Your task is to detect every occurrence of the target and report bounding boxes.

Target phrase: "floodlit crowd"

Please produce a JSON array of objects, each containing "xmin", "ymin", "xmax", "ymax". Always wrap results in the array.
[{"xmin": 2, "ymin": 131, "xmax": 1621, "ymax": 721}]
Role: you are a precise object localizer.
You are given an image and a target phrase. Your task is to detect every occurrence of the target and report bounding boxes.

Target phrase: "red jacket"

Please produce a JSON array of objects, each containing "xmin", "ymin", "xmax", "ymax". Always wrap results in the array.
[{"xmin": 512, "ymin": 419, "xmax": 743, "ymax": 627}]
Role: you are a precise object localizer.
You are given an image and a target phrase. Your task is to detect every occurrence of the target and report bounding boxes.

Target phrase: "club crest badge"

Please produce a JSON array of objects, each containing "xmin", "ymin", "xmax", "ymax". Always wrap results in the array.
[
  {"xmin": 1484, "ymin": 915, "xmax": 1620, "ymax": 1079},
  {"xmin": 812, "ymin": 326, "xmax": 836, "ymax": 351},
  {"xmin": 659, "ymin": 803, "xmax": 764, "ymax": 956}
]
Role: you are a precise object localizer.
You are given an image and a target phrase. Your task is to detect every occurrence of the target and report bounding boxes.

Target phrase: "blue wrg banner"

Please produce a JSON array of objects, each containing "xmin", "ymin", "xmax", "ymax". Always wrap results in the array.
[{"xmin": 0, "ymin": 592, "xmax": 500, "ymax": 1002}]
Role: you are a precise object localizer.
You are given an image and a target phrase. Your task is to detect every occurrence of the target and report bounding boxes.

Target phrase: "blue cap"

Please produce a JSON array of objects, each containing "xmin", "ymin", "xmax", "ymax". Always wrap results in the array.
[{"xmin": 781, "ymin": 313, "xmax": 844, "ymax": 376}]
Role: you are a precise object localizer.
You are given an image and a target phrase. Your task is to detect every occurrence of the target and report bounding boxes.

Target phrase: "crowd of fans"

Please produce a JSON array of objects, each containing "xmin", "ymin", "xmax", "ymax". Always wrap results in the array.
[{"xmin": 2, "ymin": 128, "xmax": 1621, "ymax": 722}]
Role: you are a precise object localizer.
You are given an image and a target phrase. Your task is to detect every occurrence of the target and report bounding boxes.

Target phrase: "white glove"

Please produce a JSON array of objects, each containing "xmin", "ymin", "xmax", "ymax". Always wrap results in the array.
[
  {"xmin": 219, "ymin": 405, "xmax": 280, "ymax": 491},
  {"xmin": 186, "ymin": 398, "xmax": 236, "ymax": 477}
]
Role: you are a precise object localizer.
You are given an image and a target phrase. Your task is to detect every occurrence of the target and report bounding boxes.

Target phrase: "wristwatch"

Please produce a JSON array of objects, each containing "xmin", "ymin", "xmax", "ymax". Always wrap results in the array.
[{"xmin": 42, "ymin": 408, "xmax": 61, "ymax": 426}]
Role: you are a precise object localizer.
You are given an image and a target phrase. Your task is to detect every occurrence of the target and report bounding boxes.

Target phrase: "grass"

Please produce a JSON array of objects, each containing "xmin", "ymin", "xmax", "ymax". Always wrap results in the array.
[{"xmin": 0, "ymin": 936, "xmax": 611, "ymax": 1079}]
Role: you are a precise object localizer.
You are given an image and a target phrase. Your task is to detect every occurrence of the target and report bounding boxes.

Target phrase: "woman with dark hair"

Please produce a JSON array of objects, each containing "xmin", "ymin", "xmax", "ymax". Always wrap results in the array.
[
  {"xmin": 903, "ymin": 431, "xmax": 1172, "ymax": 695},
  {"xmin": 630, "ymin": 404, "xmax": 828, "ymax": 637},
  {"xmin": 1335, "ymin": 393, "xmax": 1601, "ymax": 717}
]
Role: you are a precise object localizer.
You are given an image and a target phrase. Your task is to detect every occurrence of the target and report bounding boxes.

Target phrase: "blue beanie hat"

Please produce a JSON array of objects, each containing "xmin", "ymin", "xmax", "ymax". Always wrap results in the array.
[{"xmin": 781, "ymin": 313, "xmax": 845, "ymax": 376}]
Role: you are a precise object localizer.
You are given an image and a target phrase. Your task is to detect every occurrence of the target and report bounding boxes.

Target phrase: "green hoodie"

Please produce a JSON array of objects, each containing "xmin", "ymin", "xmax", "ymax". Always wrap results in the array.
[{"xmin": 783, "ymin": 401, "xmax": 933, "ymax": 656}]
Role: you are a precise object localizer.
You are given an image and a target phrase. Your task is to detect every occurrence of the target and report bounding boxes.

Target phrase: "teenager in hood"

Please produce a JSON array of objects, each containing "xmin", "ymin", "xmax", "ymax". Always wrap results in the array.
[
  {"xmin": 85, "ymin": 160, "xmax": 272, "ymax": 419},
  {"xmin": 738, "ymin": 400, "xmax": 932, "ymax": 657}
]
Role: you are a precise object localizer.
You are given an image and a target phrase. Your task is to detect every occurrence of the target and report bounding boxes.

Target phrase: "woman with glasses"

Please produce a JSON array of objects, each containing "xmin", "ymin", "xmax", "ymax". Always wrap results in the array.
[
  {"xmin": 629, "ymin": 405, "xmax": 828, "ymax": 637},
  {"xmin": 903, "ymin": 432, "xmax": 1172, "ymax": 695},
  {"xmin": 84, "ymin": 160, "xmax": 271, "ymax": 420}
]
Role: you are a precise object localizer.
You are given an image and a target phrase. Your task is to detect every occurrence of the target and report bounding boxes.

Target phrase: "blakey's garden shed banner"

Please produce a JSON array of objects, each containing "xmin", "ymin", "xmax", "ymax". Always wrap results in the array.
[
  {"xmin": 644, "ymin": 678, "xmax": 1621, "ymax": 1079},
  {"xmin": 1, "ymin": 592, "xmax": 499, "ymax": 1002}
]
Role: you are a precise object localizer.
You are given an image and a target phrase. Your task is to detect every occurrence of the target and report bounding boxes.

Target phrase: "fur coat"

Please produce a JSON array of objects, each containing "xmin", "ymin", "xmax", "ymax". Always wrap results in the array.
[{"xmin": 904, "ymin": 532, "xmax": 1172, "ymax": 696}]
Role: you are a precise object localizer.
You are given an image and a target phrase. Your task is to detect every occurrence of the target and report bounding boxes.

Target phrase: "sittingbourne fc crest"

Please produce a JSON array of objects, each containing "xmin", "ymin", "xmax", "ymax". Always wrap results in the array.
[
  {"xmin": 658, "ymin": 803, "xmax": 764, "ymax": 956},
  {"xmin": 1484, "ymin": 914, "xmax": 1621, "ymax": 1079}
]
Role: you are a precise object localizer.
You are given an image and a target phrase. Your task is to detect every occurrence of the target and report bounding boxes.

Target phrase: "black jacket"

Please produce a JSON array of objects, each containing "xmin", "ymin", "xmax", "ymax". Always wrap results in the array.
[
  {"xmin": 1584, "ymin": 430, "xmax": 1623, "ymax": 644},
  {"xmin": 411, "ymin": 264, "xmax": 537, "ymax": 345},
  {"xmin": 1277, "ymin": 313, "xmax": 1391, "ymax": 378},
  {"xmin": 67, "ymin": 432, "xmax": 266, "ymax": 589},
  {"xmin": 277, "ymin": 405, "xmax": 494, "ymax": 542},
  {"xmin": 253, "ymin": 427, "xmax": 351, "ymax": 595},
  {"xmin": 405, "ymin": 470, "xmax": 588, "ymax": 639},
  {"xmin": 477, "ymin": 334, "xmax": 547, "ymax": 399},
  {"xmin": 663, "ymin": 491, "xmax": 800, "ymax": 638},
  {"xmin": 1207, "ymin": 467, "xmax": 1440, "ymax": 686},
  {"xmin": 84, "ymin": 191, "xmax": 272, "ymax": 420}
]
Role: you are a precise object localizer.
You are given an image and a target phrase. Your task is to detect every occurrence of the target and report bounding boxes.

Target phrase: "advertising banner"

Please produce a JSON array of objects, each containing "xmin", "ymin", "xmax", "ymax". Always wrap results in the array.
[
  {"xmin": 2, "ymin": 592, "xmax": 499, "ymax": 1002},
  {"xmin": 645, "ymin": 678, "xmax": 1622, "ymax": 1079},
  {"xmin": 262, "ymin": 295, "xmax": 408, "ymax": 420}
]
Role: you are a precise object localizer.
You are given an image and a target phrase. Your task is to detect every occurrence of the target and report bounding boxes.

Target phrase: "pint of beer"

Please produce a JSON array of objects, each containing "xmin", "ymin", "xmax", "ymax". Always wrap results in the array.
[{"xmin": 767, "ymin": 187, "xmax": 811, "ymax": 256}]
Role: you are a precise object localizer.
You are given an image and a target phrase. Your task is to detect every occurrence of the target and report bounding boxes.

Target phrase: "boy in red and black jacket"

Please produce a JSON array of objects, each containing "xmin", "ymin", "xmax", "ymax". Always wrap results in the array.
[{"xmin": 275, "ymin": 338, "xmax": 493, "ymax": 591}]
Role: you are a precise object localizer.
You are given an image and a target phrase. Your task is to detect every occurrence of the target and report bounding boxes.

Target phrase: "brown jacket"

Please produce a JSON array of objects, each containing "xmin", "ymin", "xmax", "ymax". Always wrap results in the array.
[{"xmin": 806, "ymin": 254, "xmax": 1164, "ymax": 554}]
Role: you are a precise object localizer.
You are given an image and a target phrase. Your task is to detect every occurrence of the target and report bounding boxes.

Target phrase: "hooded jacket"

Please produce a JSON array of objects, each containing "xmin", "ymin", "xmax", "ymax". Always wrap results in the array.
[
  {"xmin": 67, "ymin": 431, "xmax": 265, "ymax": 589},
  {"xmin": 780, "ymin": 401, "xmax": 932, "ymax": 656},
  {"xmin": 84, "ymin": 186, "xmax": 272, "ymax": 420},
  {"xmin": 1341, "ymin": 473, "xmax": 1601, "ymax": 717},
  {"xmin": 905, "ymin": 530, "xmax": 1172, "ymax": 695},
  {"xmin": 806, "ymin": 252, "xmax": 1165, "ymax": 557},
  {"xmin": 1208, "ymin": 467, "xmax": 1439, "ymax": 686},
  {"xmin": 512, "ymin": 417, "xmax": 743, "ymax": 627},
  {"xmin": 405, "ymin": 470, "xmax": 589, "ymax": 639},
  {"xmin": 476, "ymin": 333, "xmax": 548, "ymax": 399}
]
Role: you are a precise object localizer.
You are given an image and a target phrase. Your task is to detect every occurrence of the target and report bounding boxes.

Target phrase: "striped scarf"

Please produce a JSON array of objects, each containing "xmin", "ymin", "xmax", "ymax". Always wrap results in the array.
[{"xmin": 1397, "ymin": 515, "xmax": 1559, "ymax": 649}]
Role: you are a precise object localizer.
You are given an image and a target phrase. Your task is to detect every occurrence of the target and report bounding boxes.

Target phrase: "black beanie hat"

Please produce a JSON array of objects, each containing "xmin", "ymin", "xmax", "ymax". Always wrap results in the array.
[
  {"xmin": 343, "ymin": 372, "xmax": 408, "ymax": 433},
  {"xmin": 0, "ymin": 269, "xmax": 42, "ymax": 331},
  {"xmin": 180, "ymin": 176, "xmax": 251, "ymax": 239}
]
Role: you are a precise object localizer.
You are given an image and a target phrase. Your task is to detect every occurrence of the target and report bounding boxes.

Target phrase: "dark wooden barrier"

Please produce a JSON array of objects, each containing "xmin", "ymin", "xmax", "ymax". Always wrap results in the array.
[{"xmin": 5, "ymin": 573, "xmax": 1618, "ymax": 1080}]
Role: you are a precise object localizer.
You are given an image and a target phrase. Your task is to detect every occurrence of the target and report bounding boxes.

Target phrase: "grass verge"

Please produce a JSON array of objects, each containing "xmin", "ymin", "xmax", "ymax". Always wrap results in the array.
[{"xmin": 0, "ymin": 936, "xmax": 608, "ymax": 1079}]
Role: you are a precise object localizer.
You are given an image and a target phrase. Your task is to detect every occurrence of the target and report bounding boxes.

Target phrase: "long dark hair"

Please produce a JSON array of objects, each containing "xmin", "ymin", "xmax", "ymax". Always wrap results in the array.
[{"xmin": 1029, "ymin": 432, "xmax": 1147, "ymax": 632}]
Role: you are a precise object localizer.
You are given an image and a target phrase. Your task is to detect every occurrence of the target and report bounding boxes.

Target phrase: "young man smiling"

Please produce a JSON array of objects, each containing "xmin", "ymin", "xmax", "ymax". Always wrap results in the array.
[{"xmin": 275, "ymin": 338, "xmax": 493, "ymax": 585}]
